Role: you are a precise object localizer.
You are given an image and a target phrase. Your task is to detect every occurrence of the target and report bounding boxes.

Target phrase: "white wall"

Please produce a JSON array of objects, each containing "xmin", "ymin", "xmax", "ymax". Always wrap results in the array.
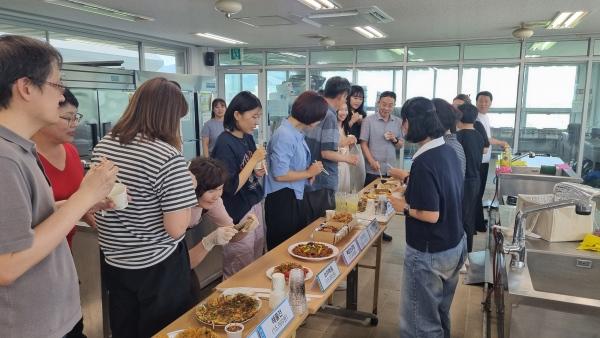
[{"xmin": 189, "ymin": 46, "xmax": 216, "ymax": 77}]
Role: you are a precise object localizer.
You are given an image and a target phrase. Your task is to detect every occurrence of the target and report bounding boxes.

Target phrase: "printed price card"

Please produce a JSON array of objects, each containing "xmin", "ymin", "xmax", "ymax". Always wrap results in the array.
[
  {"xmin": 316, "ymin": 260, "xmax": 341, "ymax": 292},
  {"xmin": 247, "ymin": 297, "xmax": 295, "ymax": 338},
  {"xmin": 356, "ymin": 229, "xmax": 371, "ymax": 250},
  {"xmin": 367, "ymin": 219, "xmax": 380, "ymax": 238},
  {"xmin": 341, "ymin": 240, "xmax": 360, "ymax": 265}
]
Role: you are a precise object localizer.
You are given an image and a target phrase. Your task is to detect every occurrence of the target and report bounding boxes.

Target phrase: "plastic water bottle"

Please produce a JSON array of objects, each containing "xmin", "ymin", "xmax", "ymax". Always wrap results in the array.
[{"xmin": 288, "ymin": 268, "xmax": 307, "ymax": 315}]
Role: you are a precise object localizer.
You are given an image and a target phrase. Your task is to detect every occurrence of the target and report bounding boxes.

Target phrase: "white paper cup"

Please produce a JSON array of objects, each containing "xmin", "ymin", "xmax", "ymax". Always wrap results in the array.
[
  {"xmin": 255, "ymin": 160, "xmax": 264, "ymax": 170},
  {"xmin": 325, "ymin": 209, "xmax": 335, "ymax": 221},
  {"xmin": 224, "ymin": 323, "xmax": 244, "ymax": 338},
  {"xmin": 108, "ymin": 183, "xmax": 128, "ymax": 210}
]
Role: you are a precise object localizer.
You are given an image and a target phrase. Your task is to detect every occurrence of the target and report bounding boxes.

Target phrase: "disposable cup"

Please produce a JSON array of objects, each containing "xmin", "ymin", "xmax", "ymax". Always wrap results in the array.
[
  {"xmin": 224, "ymin": 323, "xmax": 244, "ymax": 338},
  {"xmin": 108, "ymin": 183, "xmax": 128, "ymax": 210}
]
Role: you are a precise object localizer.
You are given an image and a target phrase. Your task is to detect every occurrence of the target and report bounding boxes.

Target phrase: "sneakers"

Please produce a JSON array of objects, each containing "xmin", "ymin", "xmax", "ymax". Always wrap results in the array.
[{"xmin": 382, "ymin": 232, "xmax": 393, "ymax": 242}]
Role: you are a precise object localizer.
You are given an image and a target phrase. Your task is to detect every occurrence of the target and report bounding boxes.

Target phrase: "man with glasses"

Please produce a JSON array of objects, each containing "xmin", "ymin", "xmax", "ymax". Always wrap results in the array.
[
  {"xmin": 0, "ymin": 35, "xmax": 118, "ymax": 338},
  {"xmin": 360, "ymin": 91, "xmax": 404, "ymax": 241}
]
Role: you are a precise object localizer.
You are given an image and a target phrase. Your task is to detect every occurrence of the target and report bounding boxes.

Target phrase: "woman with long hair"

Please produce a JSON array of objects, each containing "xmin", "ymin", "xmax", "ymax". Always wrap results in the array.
[
  {"xmin": 92, "ymin": 77, "xmax": 200, "ymax": 338},
  {"xmin": 211, "ymin": 91, "xmax": 267, "ymax": 278},
  {"xmin": 344, "ymin": 85, "xmax": 366, "ymax": 138},
  {"xmin": 201, "ymin": 98, "xmax": 226, "ymax": 156}
]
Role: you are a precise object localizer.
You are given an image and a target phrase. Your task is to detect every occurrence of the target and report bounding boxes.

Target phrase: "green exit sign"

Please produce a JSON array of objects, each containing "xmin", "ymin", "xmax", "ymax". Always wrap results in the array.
[{"xmin": 230, "ymin": 48, "xmax": 242, "ymax": 61}]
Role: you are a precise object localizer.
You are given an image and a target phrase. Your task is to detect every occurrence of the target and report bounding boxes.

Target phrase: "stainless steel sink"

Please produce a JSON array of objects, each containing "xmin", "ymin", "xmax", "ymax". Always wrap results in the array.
[{"xmin": 527, "ymin": 249, "xmax": 600, "ymax": 300}]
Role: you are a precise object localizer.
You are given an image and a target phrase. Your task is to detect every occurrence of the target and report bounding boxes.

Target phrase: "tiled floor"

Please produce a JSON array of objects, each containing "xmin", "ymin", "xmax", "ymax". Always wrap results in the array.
[{"xmin": 296, "ymin": 214, "xmax": 489, "ymax": 338}]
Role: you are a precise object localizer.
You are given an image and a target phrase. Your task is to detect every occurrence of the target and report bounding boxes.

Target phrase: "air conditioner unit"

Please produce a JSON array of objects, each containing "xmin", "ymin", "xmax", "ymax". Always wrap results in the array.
[{"xmin": 303, "ymin": 6, "xmax": 393, "ymax": 28}]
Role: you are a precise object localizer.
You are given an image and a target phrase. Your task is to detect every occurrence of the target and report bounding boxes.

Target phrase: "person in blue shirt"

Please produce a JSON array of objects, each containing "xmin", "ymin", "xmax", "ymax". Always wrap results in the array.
[
  {"xmin": 389, "ymin": 97, "xmax": 467, "ymax": 338},
  {"xmin": 264, "ymin": 91, "xmax": 327, "ymax": 249},
  {"xmin": 211, "ymin": 91, "xmax": 266, "ymax": 278}
]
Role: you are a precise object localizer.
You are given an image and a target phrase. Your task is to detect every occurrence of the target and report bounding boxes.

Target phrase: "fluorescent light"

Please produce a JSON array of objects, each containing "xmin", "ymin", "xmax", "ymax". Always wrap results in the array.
[
  {"xmin": 547, "ymin": 11, "xmax": 588, "ymax": 29},
  {"xmin": 363, "ymin": 26, "xmax": 385, "ymax": 38},
  {"xmin": 352, "ymin": 26, "xmax": 374, "ymax": 39},
  {"xmin": 194, "ymin": 33, "xmax": 246, "ymax": 44},
  {"xmin": 351, "ymin": 26, "xmax": 386, "ymax": 39},
  {"xmin": 563, "ymin": 11, "xmax": 587, "ymax": 28},
  {"xmin": 317, "ymin": 0, "xmax": 337, "ymax": 9},
  {"xmin": 298, "ymin": 0, "xmax": 322, "ymax": 10},
  {"xmin": 297, "ymin": 0, "xmax": 340, "ymax": 10},
  {"xmin": 44, "ymin": 0, "xmax": 154, "ymax": 22},
  {"xmin": 308, "ymin": 10, "xmax": 358, "ymax": 19}
]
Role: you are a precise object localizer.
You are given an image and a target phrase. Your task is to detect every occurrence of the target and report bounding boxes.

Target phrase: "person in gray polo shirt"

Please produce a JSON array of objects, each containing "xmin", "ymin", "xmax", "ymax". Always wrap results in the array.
[
  {"xmin": 0, "ymin": 35, "xmax": 118, "ymax": 338},
  {"xmin": 360, "ymin": 91, "xmax": 403, "ymax": 242}
]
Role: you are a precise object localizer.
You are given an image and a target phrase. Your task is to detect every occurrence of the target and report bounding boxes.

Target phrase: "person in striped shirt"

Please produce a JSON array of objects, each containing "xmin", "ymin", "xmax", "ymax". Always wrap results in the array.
[{"xmin": 92, "ymin": 78, "xmax": 207, "ymax": 338}]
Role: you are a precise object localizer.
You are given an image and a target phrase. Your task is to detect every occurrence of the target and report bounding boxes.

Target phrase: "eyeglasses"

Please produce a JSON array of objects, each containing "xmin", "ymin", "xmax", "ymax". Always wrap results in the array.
[
  {"xmin": 59, "ymin": 112, "xmax": 83, "ymax": 126},
  {"xmin": 45, "ymin": 81, "xmax": 66, "ymax": 94}
]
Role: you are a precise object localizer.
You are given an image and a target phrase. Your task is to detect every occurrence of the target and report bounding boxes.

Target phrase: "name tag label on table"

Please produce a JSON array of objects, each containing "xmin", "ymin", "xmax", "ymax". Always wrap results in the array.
[
  {"xmin": 247, "ymin": 297, "xmax": 295, "ymax": 338},
  {"xmin": 367, "ymin": 219, "xmax": 380, "ymax": 238},
  {"xmin": 341, "ymin": 240, "xmax": 360, "ymax": 265},
  {"xmin": 316, "ymin": 260, "xmax": 341, "ymax": 292},
  {"xmin": 356, "ymin": 229, "xmax": 371, "ymax": 250}
]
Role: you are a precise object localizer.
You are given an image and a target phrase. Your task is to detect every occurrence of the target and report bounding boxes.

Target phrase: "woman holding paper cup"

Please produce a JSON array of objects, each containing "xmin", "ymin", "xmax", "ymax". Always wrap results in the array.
[
  {"xmin": 264, "ymin": 91, "xmax": 327, "ymax": 249},
  {"xmin": 212, "ymin": 91, "xmax": 267, "ymax": 277},
  {"xmin": 92, "ymin": 78, "xmax": 201, "ymax": 338},
  {"xmin": 336, "ymin": 103, "xmax": 357, "ymax": 193},
  {"xmin": 388, "ymin": 97, "xmax": 466, "ymax": 338}
]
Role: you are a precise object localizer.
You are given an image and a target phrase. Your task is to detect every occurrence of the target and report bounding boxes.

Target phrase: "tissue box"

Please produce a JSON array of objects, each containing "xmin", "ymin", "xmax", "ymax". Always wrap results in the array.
[{"xmin": 517, "ymin": 194, "xmax": 594, "ymax": 242}]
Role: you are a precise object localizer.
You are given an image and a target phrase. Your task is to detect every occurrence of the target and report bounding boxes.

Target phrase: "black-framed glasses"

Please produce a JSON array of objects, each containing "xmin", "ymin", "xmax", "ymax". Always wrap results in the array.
[
  {"xmin": 59, "ymin": 112, "xmax": 83, "ymax": 126},
  {"xmin": 45, "ymin": 80, "xmax": 66, "ymax": 94}
]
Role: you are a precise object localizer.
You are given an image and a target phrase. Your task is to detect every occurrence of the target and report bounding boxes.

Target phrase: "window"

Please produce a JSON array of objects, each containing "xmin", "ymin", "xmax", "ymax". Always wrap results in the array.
[
  {"xmin": 357, "ymin": 48, "xmax": 404, "ymax": 63},
  {"xmin": 219, "ymin": 51, "xmax": 263, "ymax": 66},
  {"xmin": 464, "ymin": 43, "xmax": 521, "ymax": 59},
  {"xmin": 266, "ymin": 51, "xmax": 307, "ymax": 65},
  {"xmin": 223, "ymin": 73, "xmax": 259, "ymax": 103},
  {"xmin": 519, "ymin": 63, "xmax": 587, "ymax": 167},
  {"xmin": 309, "ymin": 69, "xmax": 353, "ymax": 91},
  {"xmin": 595, "ymin": 40, "xmax": 600, "ymax": 56},
  {"xmin": 525, "ymin": 40, "xmax": 588, "ymax": 58},
  {"xmin": 0, "ymin": 22, "xmax": 46, "ymax": 40},
  {"xmin": 584, "ymin": 63, "xmax": 600, "ymax": 174},
  {"xmin": 310, "ymin": 50, "xmax": 353, "ymax": 65},
  {"xmin": 356, "ymin": 69, "xmax": 394, "ymax": 113},
  {"xmin": 49, "ymin": 31, "xmax": 140, "ymax": 70},
  {"xmin": 462, "ymin": 65, "xmax": 519, "ymax": 147},
  {"xmin": 406, "ymin": 67, "xmax": 457, "ymax": 102},
  {"xmin": 394, "ymin": 70, "xmax": 404, "ymax": 105},
  {"xmin": 408, "ymin": 46, "xmax": 459, "ymax": 62},
  {"xmin": 266, "ymin": 70, "xmax": 305, "ymax": 136},
  {"xmin": 143, "ymin": 44, "xmax": 186, "ymax": 73}
]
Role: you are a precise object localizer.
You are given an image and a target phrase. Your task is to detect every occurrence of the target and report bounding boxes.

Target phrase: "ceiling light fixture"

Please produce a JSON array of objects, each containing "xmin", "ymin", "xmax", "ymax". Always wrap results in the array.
[
  {"xmin": 297, "ymin": 0, "xmax": 340, "ymax": 10},
  {"xmin": 194, "ymin": 33, "xmax": 246, "ymax": 44},
  {"xmin": 44, "ymin": 0, "xmax": 154, "ymax": 22},
  {"xmin": 547, "ymin": 11, "xmax": 588, "ymax": 29},
  {"xmin": 308, "ymin": 9, "xmax": 357, "ymax": 19},
  {"xmin": 351, "ymin": 26, "xmax": 386, "ymax": 39}
]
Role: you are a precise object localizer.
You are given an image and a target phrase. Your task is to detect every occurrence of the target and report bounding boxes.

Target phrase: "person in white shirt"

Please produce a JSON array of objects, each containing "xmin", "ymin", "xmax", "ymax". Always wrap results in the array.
[{"xmin": 475, "ymin": 91, "xmax": 509, "ymax": 232}]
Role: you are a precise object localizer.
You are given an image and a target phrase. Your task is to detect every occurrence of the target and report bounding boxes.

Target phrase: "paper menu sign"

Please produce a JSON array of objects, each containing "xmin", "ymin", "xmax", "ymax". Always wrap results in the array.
[
  {"xmin": 367, "ymin": 219, "xmax": 380, "ymax": 238},
  {"xmin": 315, "ymin": 260, "xmax": 341, "ymax": 292},
  {"xmin": 356, "ymin": 229, "xmax": 371, "ymax": 250},
  {"xmin": 247, "ymin": 297, "xmax": 295, "ymax": 338},
  {"xmin": 340, "ymin": 240, "xmax": 360, "ymax": 265}
]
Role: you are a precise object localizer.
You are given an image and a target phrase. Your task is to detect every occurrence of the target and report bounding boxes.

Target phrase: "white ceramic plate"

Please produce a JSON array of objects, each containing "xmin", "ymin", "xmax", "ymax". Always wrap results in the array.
[
  {"xmin": 194, "ymin": 294, "xmax": 262, "ymax": 327},
  {"xmin": 265, "ymin": 265, "xmax": 314, "ymax": 281},
  {"xmin": 287, "ymin": 241, "xmax": 339, "ymax": 262}
]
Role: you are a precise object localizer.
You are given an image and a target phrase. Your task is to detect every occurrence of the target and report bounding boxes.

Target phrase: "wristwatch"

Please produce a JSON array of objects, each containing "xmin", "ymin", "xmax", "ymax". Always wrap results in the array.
[
  {"xmin": 403, "ymin": 204, "xmax": 410, "ymax": 217},
  {"xmin": 391, "ymin": 137, "xmax": 399, "ymax": 144}
]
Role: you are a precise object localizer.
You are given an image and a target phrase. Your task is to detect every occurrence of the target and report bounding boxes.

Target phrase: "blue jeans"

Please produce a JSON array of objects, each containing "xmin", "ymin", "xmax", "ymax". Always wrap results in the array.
[{"xmin": 400, "ymin": 235, "xmax": 467, "ymax": 338}]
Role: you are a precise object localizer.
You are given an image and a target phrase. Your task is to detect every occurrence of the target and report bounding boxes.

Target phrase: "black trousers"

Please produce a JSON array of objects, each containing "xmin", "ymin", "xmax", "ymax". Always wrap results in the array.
[
  {"xmin": 463, "ymin": 177, "xmax": 481, "ymax": 252},
  {"xmin": 303, "ymin": 188, "xmax": 335, "ymax": 225},
  {"xmin": 265, "ymin": 188, "xmax": 309, "ymax": 250},
  {"xmin": 101, "ymin": 242, "xmax": 192, "ymax": 338},
  {"xmin": 476, "ymin": 162, "xmax": 490, "ymax": 232}
]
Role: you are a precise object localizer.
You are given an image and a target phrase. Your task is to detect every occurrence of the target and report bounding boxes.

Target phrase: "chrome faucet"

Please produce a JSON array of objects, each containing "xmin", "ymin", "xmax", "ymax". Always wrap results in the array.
[
  {"xmin": 511, "ymin": 151, "xmax": 535, "ymax": 162},
  {"xmin": 503, "ymin": 182, "xmax": 597, "ymax": 269}
]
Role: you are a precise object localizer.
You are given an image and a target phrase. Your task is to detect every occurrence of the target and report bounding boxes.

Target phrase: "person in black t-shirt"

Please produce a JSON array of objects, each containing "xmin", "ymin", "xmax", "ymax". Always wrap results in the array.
[
  {"xmin": 212, "ymin": 91, "xmax": 266, "ymax": 278},
  {"xmin": 389, "ymin": 97, "xmax": 467, "ymax": 338},
  {"xmin": 457, "ymin": 103, "xmax": 485, "ymax": 257}
]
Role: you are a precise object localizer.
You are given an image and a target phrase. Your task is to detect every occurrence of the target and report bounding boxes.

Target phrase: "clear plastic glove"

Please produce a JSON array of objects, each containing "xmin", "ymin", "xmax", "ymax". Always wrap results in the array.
[
  {"xmin": 235, "ymin": 214, "xmax": 259, "ymax": 233},
  {"xmin": 201, "ymin": 226, "xmax": 238, "ymax": 251}
]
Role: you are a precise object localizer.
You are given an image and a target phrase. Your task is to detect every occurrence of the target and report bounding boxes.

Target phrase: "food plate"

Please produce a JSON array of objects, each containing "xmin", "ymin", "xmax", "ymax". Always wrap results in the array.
[
  {"xmin": 287, "ymin": 241, "xmax": 339, "ymax": 261},
  {"xmin": 166, "ymin": 327, "xmax": 218, "ymax": 338},
  {"xmin": 194, "ymin": 293, "xmax": 262, "ymax": 327},
  {"xmin": 266, "ymin": 264, "xmax": 314, "ymax": 281}
]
